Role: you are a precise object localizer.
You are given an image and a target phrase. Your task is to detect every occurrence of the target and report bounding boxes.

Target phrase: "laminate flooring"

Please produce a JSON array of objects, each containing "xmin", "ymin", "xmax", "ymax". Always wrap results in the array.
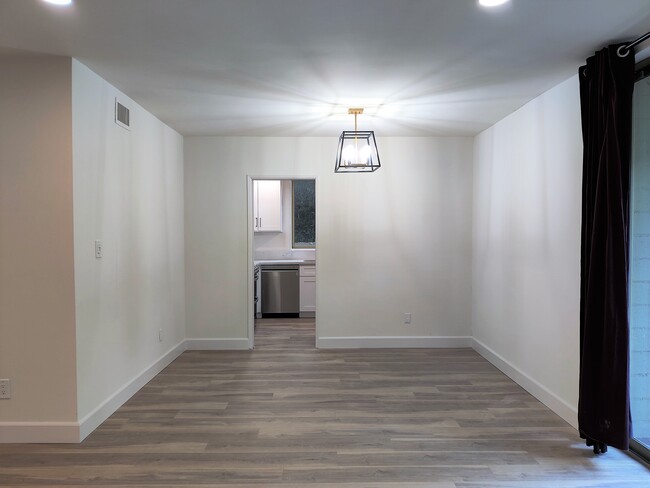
[{"xmin": 1, "ymin": 318, "xmax": 649, "ymax": 487}]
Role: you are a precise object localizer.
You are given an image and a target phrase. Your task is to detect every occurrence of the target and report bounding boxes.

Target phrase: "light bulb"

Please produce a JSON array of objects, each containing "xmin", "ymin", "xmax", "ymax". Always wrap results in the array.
[
  {"xmin": 341, "ymin": 144, "xmax": 356, "ymax": 166},
  {"xmin": 42, "ymin": 0, "xmax": 72, "ymax": 5},
  {"xmin": 358, "ymin": 145, "xmax": 372, "ymax": 164}
]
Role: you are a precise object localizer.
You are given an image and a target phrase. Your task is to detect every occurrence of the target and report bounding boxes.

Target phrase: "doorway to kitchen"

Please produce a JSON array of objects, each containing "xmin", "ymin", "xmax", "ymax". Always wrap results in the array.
[{"xmin": 248, "ymin": 177, "xmax": 317, "ymax": 349}]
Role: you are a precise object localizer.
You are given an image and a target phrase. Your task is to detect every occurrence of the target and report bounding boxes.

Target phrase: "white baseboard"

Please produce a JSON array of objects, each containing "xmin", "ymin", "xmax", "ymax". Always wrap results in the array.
[
  {"xmin": 471, "ymin": 338, "xmax": 578, "ymax": 429},
  {"xmin": 185, "ymin": 338, "xmax": 250, "ymax": 350},
  {"xmin": 317, "ymin": 336, "xmax": 472, "ymax": 349},
  {"xmin": 78, "ymin": 340, "xmax": 186, "ymax": 441},
  {"xmin": 1, "ymin": 335, "xmax": 578, "ymax": 443},
  {"xmin": 0, "ymin": 341, "xmax": 187, "ymax": 444},
  {"xmin": 0, "ymin": 422, "xmax": 80, "ymax": 444}
]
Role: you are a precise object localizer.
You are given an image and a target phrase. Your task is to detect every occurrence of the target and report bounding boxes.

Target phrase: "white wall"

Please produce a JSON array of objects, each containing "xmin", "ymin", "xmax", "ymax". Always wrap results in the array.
[
  {"xmin": 0, "ymin": 50, "xmax": 78, "ymax": 441},
  {"xmin": 72, "ymin": 60, "xmax": 186, "ymax": 427},
  {"xmin": 472, "ymin": 76, "xmax": 582, "ymax": 427},
  {"xmin": 0, "ymin": 47, "xmax": 586, "ymax": 444},
  {"xmin": 185, "ymin": 137, "xmax": 473, "ymax": 345}
]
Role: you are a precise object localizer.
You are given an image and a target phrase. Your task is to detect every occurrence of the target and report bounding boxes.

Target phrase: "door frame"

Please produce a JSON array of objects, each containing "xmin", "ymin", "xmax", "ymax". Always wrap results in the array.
[
  {"xmin": 628, "ymin": 55, "xmax": 650, "ymax": 464},
  {"xmin": 246, "ymin": 175, "xmax": 319, "ymax": 349}
]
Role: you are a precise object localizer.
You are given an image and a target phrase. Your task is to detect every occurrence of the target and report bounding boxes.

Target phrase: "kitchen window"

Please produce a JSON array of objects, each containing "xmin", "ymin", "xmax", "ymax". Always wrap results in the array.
[{"xmin": 292, "ymin": 179, "xmax": 315, "ymax": 248}]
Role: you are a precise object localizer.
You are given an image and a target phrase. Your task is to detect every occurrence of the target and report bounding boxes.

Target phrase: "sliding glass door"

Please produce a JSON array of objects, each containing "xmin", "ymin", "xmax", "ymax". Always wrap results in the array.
[{"xmin": 629, "ymin": 63, "xmax": 650, "ymax": 459}]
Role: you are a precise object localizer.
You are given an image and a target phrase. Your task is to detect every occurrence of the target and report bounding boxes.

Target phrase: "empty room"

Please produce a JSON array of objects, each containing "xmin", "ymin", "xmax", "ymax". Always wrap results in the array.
[{"xmin": 2, "ymin": 0, "xmax": 650, "ymax": 486}]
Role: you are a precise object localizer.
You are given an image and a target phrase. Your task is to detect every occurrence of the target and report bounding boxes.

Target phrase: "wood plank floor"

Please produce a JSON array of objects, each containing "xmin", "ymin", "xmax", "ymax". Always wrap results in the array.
[{"xmin": 1, "ymin": 318, "xmax": 649, "ymax": 487}]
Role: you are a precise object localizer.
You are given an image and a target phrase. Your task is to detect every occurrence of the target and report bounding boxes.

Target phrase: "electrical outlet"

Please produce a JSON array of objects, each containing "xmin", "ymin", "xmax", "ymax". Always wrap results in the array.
[
  {"xmin": 158, "ymin": 329, "xmax": 163, "ymax": 342},
  {"xmin": 0, "ymin": 379, "xmax": 11, "ymax": 399},
  {"xmin": 404, "ymin": 313, "xmax": 412, "ymax": 325}
]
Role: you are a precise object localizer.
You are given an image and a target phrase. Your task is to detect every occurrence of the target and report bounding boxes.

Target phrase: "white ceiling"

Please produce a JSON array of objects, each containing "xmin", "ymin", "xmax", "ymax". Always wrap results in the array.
[{"xmin": 1, "ymin": 0, "xmax": 650, "ymax": 136}]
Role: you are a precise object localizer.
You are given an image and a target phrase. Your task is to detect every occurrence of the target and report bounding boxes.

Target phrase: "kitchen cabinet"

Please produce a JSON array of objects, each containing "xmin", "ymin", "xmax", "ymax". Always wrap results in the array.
[
  {"xmin": 253, "ymin": 180, "xmax": 282, "ymax": 232},
  {"xmin": 299, "ymin": 265, "xmax": 316, "ymax": 316}
]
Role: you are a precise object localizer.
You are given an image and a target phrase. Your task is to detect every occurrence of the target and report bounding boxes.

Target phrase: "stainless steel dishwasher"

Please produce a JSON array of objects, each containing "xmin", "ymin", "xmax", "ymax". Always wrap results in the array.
[{"xmin": 261, "ymin": 264, "xmax": 300, "ymax": 317}]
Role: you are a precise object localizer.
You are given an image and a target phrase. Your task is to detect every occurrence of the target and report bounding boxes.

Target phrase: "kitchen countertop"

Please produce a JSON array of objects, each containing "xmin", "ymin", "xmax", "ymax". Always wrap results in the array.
[{"xmin": 254, "ymin": 259, "xmax": 315, "ymax": 266}]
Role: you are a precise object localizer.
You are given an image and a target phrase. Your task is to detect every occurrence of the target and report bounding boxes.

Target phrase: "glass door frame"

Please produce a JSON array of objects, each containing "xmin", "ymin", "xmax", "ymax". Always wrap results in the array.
[{"xmin": 630, "ymin": 57, "xmax": 650, "ymax": 463}]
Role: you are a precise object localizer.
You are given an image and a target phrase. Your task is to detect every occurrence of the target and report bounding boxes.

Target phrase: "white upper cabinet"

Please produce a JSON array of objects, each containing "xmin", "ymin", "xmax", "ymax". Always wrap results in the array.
[{"xmin": 254, "ymin": 180, "xmax": 282, "ymax": 232}]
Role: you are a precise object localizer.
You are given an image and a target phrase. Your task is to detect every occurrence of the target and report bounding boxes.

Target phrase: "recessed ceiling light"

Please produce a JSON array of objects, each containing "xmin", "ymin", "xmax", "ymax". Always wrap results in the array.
[
  {"xmin": 42, "ymin": 0, "xmax": 72, "ymax": 5},
  {"xmin": 478, "ymin": 0, "xmax": 510, "ymax": 7}
]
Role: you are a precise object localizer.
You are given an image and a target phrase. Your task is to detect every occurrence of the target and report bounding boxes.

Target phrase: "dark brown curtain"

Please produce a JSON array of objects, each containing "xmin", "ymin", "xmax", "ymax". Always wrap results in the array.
[{"xmin": 578, "ymin": 44, "xmax": 635, "ymax": 453}]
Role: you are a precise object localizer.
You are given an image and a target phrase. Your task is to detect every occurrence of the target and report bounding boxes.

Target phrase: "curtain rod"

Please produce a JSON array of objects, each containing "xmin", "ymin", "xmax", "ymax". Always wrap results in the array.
[{"xmin": 618, "ymin": 31, "xmax": 650, "ymax": 57}]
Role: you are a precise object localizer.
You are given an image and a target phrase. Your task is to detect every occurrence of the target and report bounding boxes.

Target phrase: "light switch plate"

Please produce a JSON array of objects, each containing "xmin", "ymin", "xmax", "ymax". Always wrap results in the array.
[{"xmin": 95, "ymin": 240, "xmax": 103, "ymax": 258}]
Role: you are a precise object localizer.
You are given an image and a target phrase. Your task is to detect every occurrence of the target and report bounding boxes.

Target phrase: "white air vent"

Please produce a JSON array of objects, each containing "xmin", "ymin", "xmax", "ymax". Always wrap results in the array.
[{"xmin": 115, "ymin": 98, "xmax": 130, "ymax": 130}]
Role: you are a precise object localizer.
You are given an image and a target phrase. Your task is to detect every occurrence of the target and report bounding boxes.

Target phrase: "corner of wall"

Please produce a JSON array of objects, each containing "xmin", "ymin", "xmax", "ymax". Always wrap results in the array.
[{"xmin": 0, "ymin": 50, "xmax": 78, "ymax": 443}]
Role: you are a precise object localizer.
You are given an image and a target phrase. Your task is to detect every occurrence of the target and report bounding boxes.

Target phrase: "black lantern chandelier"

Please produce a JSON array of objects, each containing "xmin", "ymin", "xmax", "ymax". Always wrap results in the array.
[{"xmin": 335, "ymin": 108, "xmax": 381, "ymax": 173}]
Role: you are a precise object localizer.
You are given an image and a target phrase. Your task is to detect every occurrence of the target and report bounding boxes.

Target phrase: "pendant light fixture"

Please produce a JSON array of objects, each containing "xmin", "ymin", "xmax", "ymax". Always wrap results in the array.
[{"xmin": 335, "ymin": 108, "xmax": 380, "ymax": 173}]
